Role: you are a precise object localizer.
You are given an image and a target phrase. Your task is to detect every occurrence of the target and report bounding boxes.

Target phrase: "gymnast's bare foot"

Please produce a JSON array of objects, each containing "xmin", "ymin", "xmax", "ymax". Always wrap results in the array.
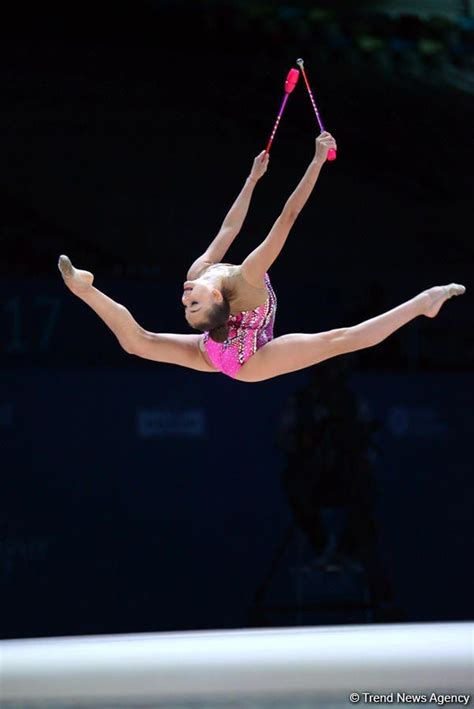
[
  {"xmin": 58, "ymin": 255, "xmax": 94, "ymax": 294},
  {"xmin": 421, "ymin": 284, "xmax": 466, "ymax": 318}
]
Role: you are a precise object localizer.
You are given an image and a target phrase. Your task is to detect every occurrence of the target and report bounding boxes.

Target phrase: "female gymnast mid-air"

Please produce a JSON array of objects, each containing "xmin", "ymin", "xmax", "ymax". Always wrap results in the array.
[{"xmin": 58, "ymin": 132, "xmax": 465, "ymax": 383}]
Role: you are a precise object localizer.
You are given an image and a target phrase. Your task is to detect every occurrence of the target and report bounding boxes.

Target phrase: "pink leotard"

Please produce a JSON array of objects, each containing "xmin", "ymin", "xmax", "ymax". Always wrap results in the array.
[{"xmin": 203, "ymin": 273, "xmax": 277, "ymax": 378}]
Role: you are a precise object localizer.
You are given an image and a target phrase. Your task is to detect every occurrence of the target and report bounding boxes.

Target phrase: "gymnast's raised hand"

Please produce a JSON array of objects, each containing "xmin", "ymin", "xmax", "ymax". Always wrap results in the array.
[{"xmin": 59, "ymin": 135, "xmax": 465, "ymax": 382}]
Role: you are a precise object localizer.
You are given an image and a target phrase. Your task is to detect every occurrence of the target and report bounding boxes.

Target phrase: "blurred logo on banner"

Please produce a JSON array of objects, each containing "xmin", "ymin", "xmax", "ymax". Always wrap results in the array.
[
  {"xmin": 136, "ymin": 409, "xmax": 206, "ymax": 438},
  {"xmin": 387, "ymin": 406, "xmax": 449, "ymax": 438}
]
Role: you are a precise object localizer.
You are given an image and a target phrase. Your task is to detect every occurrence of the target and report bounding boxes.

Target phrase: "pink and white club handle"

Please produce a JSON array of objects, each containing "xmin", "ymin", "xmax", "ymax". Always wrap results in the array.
[
  {"xmin": 296, "ymin": 58, "xmax": 337, "ymax": 162},
  {"xmin": 265, "ymin": 68, "xmax": 300, "ymax": 155}
]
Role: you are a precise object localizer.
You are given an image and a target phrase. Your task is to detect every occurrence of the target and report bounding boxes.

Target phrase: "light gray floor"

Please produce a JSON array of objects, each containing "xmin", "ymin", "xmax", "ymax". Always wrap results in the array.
[{"xmin": 2, "ymin": 623, "xmax": 472, "ymax": 707}]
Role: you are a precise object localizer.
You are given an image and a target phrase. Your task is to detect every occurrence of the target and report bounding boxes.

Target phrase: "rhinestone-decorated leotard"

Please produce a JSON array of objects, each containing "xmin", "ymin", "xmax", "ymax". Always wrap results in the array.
[{"xmin": 203, "ymin": 273, "xmax": 277, "ymax": 378}]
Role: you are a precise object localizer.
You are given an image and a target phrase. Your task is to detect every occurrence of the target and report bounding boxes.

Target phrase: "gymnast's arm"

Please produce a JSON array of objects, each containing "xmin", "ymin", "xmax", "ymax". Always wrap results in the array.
[
  {"xmin": 240, "ymin": 133, "xmax": 336, "ymax": 287},
  {"xmin": 186, "ymin": 151, "xmax": 269, "ymax": 279}
]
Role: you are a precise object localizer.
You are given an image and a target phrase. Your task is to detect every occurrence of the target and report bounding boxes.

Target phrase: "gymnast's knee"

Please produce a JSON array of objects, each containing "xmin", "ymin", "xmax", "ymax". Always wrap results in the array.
[
  {"xmin": 340, "ymin": 325, "xmax": 378, "ymax": 352},
  {"xmin": 318, "ymin": 326, "xmax": 360, "ymax": 357}
]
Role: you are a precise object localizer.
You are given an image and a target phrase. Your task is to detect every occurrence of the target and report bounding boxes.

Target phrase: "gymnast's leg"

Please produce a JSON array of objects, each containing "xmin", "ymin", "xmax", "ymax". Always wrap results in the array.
[
  {"xmin": 236, "ymin": 284, "xmax": 465, "ymax": 383},
  {"xmin": 58, "ymin": 255, "xmax": 216, "ymax": 372}
]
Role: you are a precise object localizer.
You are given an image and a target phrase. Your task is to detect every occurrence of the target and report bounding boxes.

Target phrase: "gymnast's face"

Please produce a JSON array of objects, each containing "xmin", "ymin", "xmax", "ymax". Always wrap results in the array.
[{"xmin": 182, "ymin": 279, "xmax": 223, "ymax": 328}]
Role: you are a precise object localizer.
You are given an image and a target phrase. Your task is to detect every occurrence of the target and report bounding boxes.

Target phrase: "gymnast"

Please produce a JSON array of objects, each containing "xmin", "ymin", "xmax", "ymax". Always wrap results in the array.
[{"xmin": 58, "ymin": 132, "xmax": 465, "ymax": 382}]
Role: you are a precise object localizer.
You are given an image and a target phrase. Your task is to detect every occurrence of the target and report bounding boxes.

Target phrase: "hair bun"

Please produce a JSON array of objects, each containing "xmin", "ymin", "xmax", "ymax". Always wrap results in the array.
[{"xmin": 209, "ymin": 323, "xmax": 229, "ymax": 343}]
